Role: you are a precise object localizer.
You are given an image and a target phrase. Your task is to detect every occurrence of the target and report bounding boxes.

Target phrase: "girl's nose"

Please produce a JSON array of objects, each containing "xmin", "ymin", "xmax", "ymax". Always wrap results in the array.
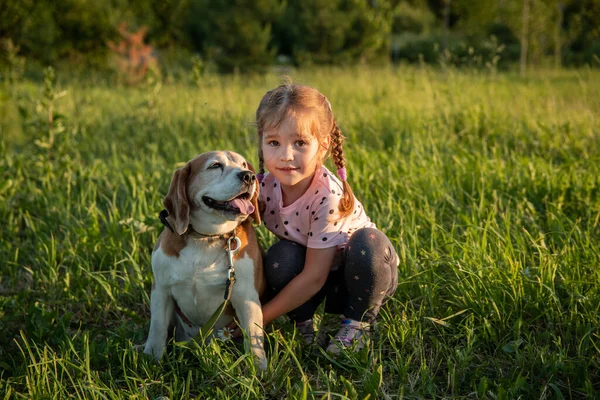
[{"xmin": 280, "ymin": 145, "xmax": 294, "ymax": 161}]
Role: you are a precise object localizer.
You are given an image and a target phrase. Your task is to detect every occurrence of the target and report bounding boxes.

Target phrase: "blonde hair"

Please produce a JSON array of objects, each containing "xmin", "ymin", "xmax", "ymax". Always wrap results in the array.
[{"xmin": 256, "ymin": 83, "xmax": 355, "ymax": 218}]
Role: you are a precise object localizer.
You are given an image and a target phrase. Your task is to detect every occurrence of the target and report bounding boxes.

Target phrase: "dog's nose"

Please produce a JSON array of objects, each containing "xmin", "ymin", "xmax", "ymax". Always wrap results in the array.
[{"xmin": 238, "ymin": 171, "xmax": 256, "ymax": 184}]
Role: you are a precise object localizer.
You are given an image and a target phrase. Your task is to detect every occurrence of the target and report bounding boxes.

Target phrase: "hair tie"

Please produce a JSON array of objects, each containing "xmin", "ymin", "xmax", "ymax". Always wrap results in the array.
[
  {"xmin": 337, "ymin": 167, "xmax": 347, "ymax": 182},
  {"xmin": 256, "ymin": 173, "xmax": 264, "ymax": 183}
]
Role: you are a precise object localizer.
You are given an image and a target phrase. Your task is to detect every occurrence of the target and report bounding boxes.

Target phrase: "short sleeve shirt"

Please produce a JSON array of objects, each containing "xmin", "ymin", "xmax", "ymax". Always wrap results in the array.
[{"xmin": 259, "ymin": 166, "xmax": 376, "ymax": 249}]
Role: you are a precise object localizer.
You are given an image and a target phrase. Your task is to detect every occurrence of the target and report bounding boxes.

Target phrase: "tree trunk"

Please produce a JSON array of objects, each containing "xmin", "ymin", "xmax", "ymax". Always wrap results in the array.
[
  {"xmin": 520, "ymin": 0, "xmax": 530, "ymax": 77},
  {"xmin": 443, "ymin": 0, "xmax": 451, "ymax": 51},
  {"xmin": 555, "ymin": 1, "xmax": 564, "ymax": 69}
]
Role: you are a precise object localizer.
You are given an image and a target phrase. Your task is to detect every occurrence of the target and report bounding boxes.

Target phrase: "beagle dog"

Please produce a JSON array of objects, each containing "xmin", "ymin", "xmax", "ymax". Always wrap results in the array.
[{"xmin": 143, "ymin": 151, "xmax": 266, "ymax": 369}]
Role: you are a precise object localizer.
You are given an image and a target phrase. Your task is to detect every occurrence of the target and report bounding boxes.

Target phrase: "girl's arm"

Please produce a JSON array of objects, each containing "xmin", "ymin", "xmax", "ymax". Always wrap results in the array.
[{"xmin": 261, "ymin": 246, "xmax": 337, "ymax": 325}]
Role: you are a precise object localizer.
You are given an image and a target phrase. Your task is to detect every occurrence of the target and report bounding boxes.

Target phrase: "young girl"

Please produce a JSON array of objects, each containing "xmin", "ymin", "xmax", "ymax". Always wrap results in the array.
[{"xmin": 253, "ymin": 83, "xmax": 399, "ymax": 353}]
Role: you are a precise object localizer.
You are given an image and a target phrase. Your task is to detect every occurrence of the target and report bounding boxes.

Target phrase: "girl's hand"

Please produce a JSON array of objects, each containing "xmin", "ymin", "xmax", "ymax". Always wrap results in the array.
[
  {"xmin": 260, "ymin": 246, "xmax": 337, "ymax": 324},
  {"xmin": 225, "ymin": 320, "xmax": 242, "ymax": 339}
]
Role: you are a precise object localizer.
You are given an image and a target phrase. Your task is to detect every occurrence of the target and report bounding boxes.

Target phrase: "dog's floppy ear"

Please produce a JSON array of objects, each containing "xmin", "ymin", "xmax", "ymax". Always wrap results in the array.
[
  {"xmin": 163, "ymin": 163, "xmax": 192, "ymax": 235},
  {"xmin": 247, "ymin": 161, "xmax": 261, "ymax": 225}
]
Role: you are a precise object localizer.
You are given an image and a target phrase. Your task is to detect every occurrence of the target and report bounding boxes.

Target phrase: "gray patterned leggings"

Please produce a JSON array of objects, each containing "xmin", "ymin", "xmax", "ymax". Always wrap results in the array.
[{"xmin": 264, "ymin": 227, "xmax": 399, "ymax": 323}]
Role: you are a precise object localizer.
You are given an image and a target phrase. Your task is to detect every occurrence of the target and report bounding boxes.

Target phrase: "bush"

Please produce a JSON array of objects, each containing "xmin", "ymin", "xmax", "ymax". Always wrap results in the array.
[
  {"xmin": 2, "ymin": 0, "xmax": 118, "ymax": 63},
  {"xmin": 392, "ymin": 2, "xmax": 436, "ymax": 34},
  {"xmin": 392, "ymin": 33, "xmax": 517, "ymax": 69},
  {"xmin": 392, "ymin": 33, "xmax": 439, "ymax": 64},
  {"xmin": 564, "ymin": 40, "xmax": 600, "ymax": 66}
]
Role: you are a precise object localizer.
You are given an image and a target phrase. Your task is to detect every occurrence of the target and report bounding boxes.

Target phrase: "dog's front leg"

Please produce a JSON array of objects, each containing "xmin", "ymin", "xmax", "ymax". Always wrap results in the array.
[
  {"xmin": 231, "ymin": 282, "xmax": 267, "ymax": 370},
  {"xmin": 144, "ymin": 285, "xmax": 174, "ymax": 361}
]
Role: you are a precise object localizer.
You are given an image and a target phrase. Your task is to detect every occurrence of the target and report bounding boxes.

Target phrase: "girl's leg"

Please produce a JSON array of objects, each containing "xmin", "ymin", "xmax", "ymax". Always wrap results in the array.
[
  {"xmin": 263, "ymin": 240, "xmax": 326, "ymax": 322},
  {"xmin": 342, "ymin": 227, "xmax": 399, "ymax": 323},
  {"xmin": 324, "ymin": 228, "xmax": 399, "ymax": 353}
]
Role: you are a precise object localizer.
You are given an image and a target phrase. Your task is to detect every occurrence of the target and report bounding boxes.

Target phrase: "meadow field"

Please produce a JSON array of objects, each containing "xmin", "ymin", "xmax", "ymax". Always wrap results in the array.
[{"xmin": 1, "ymin": 66, "xmax": 600, "ymax": 399}]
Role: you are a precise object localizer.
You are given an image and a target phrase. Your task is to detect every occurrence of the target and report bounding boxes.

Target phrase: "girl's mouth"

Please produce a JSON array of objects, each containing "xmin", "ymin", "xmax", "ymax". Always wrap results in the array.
[{"xmin": 278, "ymin": 167, "xmax": 298, "ymax": 172}]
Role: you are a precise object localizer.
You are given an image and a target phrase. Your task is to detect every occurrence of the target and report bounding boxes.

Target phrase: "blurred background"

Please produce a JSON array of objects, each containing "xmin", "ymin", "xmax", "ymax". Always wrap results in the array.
[{"xmin": 1, "ymin": 0, "xmax": 599, "ymax": 81}]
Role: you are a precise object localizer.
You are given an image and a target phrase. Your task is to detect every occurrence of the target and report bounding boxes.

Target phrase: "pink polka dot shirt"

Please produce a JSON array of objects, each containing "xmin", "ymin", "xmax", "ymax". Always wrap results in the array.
[{"xmin": 260, "ymin": 166, "xmax": 376, "ymax": 249}]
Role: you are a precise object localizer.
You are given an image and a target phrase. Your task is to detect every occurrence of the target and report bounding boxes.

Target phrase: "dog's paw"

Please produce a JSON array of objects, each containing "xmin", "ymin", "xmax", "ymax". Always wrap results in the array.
[
  {"xmin": 142, "ymin": 343, "xmax": 165, "ymax": 361},
  {"xmin": 255, "ymin": 356, "xmax": 268, "ymax": 371}
]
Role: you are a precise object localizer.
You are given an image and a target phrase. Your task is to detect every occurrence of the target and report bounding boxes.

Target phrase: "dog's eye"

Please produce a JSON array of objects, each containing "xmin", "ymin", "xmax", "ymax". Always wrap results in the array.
[
  {"xmin": 242, "ymin": 162, "xmax": 247, "ymax": 168},
  {"xmin": 208, "ymin": 162, "xmax": 222, "ymax": 170}
]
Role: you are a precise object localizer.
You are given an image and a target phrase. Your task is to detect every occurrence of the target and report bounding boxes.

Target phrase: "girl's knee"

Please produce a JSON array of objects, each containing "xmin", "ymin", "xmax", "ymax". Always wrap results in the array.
[
  {"xmin": 347, "ymin": 228, "xmax": 396, "ymax": 264},
  {"xmin": 347, "ymin": 228, "xmax": 390, "ymax": 253},
  {"xmin": 265, "ymin": 240, "xmax": 305, "ymax": 264},
  {"xmin": 347, "ymin": 227, "xmax": 381, "ymax": 244},
  {"xmin": 264, "ymin": 240, "xmax": 306, "ymax": 288}
]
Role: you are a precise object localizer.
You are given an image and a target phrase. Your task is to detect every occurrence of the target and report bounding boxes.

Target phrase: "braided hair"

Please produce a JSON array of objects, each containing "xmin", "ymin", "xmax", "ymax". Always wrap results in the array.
[{"xmin": 330, "ymin": 120, "xmax": 355, "ymax": 217}]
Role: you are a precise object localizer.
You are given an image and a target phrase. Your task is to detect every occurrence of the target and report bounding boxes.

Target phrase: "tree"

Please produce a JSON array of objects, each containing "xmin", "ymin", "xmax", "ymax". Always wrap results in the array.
[
  {"xmin": 186, "ymin": 0, "xmax": 285, "ymax": 72},
  {"xmin": 135, "ymin": 0, "xmax": 191, "ymax": 47},
  {"xmin": 391, "ymin": 1, "xmax": 436, "ymax": 34},
  {"xmin": 520, "ymin": 0, "xmax": 530, "ymax": 75},
  {"xmin": 562, "ymin": 0, "xmax": 600, "ymax": 65},
  {"xmin": 277, "ymin": 0, "xmax": 393, "ymax": 65},
  {"xmin": 0, "ymin": 0, "xmax": 119, "ymax": 63},
  {"xmin": 555, "ymin": 1, "xmax": 565, "ymax": 68}
]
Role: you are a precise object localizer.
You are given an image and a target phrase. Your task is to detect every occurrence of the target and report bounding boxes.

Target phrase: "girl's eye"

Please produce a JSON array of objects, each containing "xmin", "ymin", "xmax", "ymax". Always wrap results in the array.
[
  {"xmin": 295, "ymin": 140, "xmax": 307, "ymax": 147},
  {"xmin": 209, "ymin": 162, "xmax": 222, "ymax": 169},
  {"xmin": 267, "ymin": 140, "xmax": 279, "ymax": 147}
]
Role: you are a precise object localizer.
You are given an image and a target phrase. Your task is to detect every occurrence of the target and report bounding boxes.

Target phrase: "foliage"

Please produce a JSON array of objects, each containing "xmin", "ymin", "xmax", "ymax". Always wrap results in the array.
[
  {"xmin": 392, "ymin": 2, "xmax": 436, "ymax": 34},
  {"xmin": 141, "ymin": 0, "xmax": 191, "ymax": 48},
  {"xmin": 185, "ymin": 0, "xmax": 285, "ymax": 72},
  {"xmin": 1, "ymin": 0, "xmax": 599, "ymax": 69},
  {"xmin": 0, "ymin": 0, "xmax": 118, "ymax": 64},
  {"xmin": 0, "ymin": 38, "xmax": 26, "ymax": 84},
  {"xmin": 392, "ymin": 33, "xmax": 513, "ymax": 70},
  {"xmin": 343, "ymin": 0, "xmax": 395, "ymax": 64},
  {"xmin": 276, "ymin": 0, "xmax": 394, "ymax": 65},
  {"xmin": 1, "ymin": 66, "xmax": 600, "ymax": 398},
  {"xmin": 108, "ymin": 22, "xmax": 159, "ymax": 85},
  {"xmin": 563, "ymin": 0, "xmax": 600, "ymax": 65}
]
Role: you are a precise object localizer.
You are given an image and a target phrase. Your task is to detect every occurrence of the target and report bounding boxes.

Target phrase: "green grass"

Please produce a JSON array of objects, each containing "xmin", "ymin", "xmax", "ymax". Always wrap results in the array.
[{"xmin": 1, "ymin": 65, "xmax": 600, "ymax": 399}]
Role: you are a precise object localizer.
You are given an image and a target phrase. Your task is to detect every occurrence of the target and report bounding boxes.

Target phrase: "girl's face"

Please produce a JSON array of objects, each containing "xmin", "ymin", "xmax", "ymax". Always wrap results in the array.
[{"xmin": 262, "ymin": 115, "xmax": 329, "ymax": 191}]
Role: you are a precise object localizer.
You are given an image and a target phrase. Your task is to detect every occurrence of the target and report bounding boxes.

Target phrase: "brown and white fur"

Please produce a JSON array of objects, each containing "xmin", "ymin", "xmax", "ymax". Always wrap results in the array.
[{"xmin": 143, "ymin": 151, "xmax": 266, "ymax": 369}]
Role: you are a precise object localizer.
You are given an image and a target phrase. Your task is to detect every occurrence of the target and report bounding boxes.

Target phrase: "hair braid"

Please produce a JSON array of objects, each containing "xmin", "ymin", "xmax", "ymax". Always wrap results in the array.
[
  {"xmin": 256, "ymin": 146, "xmax": 266, "ymax": 215},
  {"xmin": 258, "ymin": 147, "xmax": 265, "ymax": 177},
  {"xmin": 331, "ymin": 121, "xmax": 355, "ymax": 218}
]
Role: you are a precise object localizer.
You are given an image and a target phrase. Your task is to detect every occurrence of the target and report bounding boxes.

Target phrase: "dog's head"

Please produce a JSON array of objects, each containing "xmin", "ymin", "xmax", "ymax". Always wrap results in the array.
[{"xmin": 163, "ymin": 151, "xmax": 261, "ymax": 236}]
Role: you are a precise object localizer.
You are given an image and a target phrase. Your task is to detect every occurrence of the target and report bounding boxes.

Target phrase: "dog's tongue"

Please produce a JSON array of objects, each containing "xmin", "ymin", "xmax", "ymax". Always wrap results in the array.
[{"xmin": 230, "ymin": 198, "xmax": 255, "ymax": 215}]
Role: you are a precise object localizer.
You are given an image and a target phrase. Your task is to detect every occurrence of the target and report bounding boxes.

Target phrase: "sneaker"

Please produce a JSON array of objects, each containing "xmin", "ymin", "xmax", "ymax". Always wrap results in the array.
[
  {"xmin": 315, "ymin": 314, "xmax": 342, "ymax": 348},
  {"xmin": 326, "ymin": 318, "xmax": 370, "ymax": 354},
  {"xmin": 295, "ymin": 319, "xmax": 315, "ymax": 345}
]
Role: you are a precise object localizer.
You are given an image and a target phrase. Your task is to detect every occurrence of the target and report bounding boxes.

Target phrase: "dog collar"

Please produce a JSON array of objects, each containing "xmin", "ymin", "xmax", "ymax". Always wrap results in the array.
[
  {"xmin": 159, "ymin": 209, "xmax": 237, "ymax": 240},
  {"xmin": 188, "ymin": 228, "xmax": 237, "ymax": 241}
]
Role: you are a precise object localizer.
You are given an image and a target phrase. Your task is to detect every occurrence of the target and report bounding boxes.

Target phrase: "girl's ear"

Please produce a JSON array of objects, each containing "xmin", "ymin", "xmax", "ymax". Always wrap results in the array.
[{"xmin": 320, "ymin": 134, "xmax": 331, "ymax": 156}]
